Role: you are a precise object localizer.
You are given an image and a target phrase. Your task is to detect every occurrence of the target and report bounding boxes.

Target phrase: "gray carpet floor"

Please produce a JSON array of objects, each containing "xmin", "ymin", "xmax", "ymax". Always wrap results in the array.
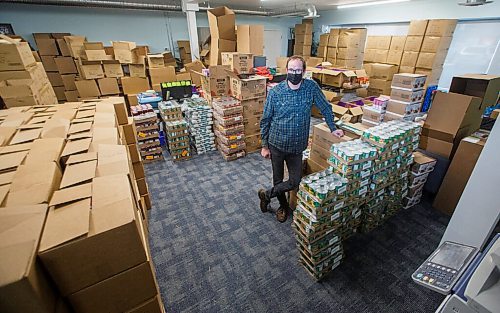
[{"xmin": 145, "ymin": 150, "xmax": 449, "ymax": 313}]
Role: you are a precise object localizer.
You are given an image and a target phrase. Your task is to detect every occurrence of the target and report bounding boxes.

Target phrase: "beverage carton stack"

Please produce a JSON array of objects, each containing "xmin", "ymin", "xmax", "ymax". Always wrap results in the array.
[
  {"xmin": 0, "ymin": 98, "xmax": 164, "ymax": 313},
  {"xmin": 0, "ymin": 35, "xmax": 58, "ymax": 108},
  {"xmin": 361, "ymin": 95, "xmax": 389, "ymax": 127},
  {"xmin": 294, "ymin": 21, "xmax": 313, "ymax": 57},
  {"xmin": 328, "ymin": 140, "xmax": 377, "ymax": 239},
  {"xmin": 386, "ymin": 73, "xmax": 427, "ymax": 122},
  {"xmin": 405, "ymin": 151, "xmax": 436, "ymax": 208},
  {"xmin": 183, "ymin": 97, "xmax": 216, "ymax": 154},
  {"xmin": 359, "ymin": 121, "xmax": 421, "ymax": 232},
  {"xmin": 293, "ymin": 168, "xmax": 347, "ymax": 280},
  {"xmin": 159, "ymin": 100, "xmax": 191, "ymax": 161},
  {"xmin": 212, "ymin": 96, "xmax": 246, "ymax": 161},
  {"xmin": 131, "ymin": 103, "xmax": 163, "ymax": 163}
]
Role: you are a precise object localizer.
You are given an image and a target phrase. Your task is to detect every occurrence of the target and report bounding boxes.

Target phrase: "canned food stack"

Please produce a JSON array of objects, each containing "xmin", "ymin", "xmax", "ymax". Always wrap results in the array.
[
  {"xmin": 360, "ymin": 120, "xmax": 421, "ymax": 231},
  {"xmin": 159, "ymin": 100, "xmax": 183, "ymax": 122},
  {"xmin": 404, "ymin": 152, "xmax": 436, "ymax": 208},
  {"xmin": 183, "ymin": 97, "xmax": 216, "ymax": 154},
  {"xmin": 293, "ymin": 168, "xmax": 348, "ymax": 280},
  {"xmin": 131, "ymin": 104, "xmax": 164, "ymax": 163},
  {"xmin": 165, "ymin": 120, "xmax": 191, "ymax": 161},
  {"xmin": 328, "ymin": 140, "xmax": 377, "ymax": 239},
  {"xmin": 212, "ymin": 96, "xmax": 246, "ymax": 161}
]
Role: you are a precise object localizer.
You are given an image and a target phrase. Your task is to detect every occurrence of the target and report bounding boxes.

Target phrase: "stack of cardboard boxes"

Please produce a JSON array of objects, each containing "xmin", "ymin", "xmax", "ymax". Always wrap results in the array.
[
  {"xmin": 208, "ymin": 6, "xmax": 236, "ymax": 65},
  {"xmin": 402, "ymin": 19, "xmax": 456, "ymax": 85},
  {"xmin": 212, "ymin": 96, "xmax": 246, "ymax": 161},
  {"xmin": 52, "ymin": 35, "xmax": 86, "ymax": 102},
  {"xmin": 385, "ymin": 73, "xmax": 427, "ymax": 121},
  {"xmin": 317, "ymin": 33, "xmax": 329, "ymax": 60},
  {"xmin": 294, "ymin": 21, "xmax": 313, "ymax": 57},
  {"xmin": 365, "ymin": 62, "xmax": 399, "ymax": 96},
  {"xmin": 183, "ymin": 97, "xmax": 217, "ymax": 154},
  {"xmin": 177, "ymin": 40, "xmax": 191, "ymax": 64},
  {"xmin": 405, "ymin": 151, "xmax": 436, "ymax": 208},
  {"xmin": 131, "ymin": 104, "xmax": 163, "ymax": 163},
  {"xmin": 335, "ymin": 28, "xmax": 367, "ymax": 69},
  {"xmin": 0, "ymin": 36, "xmax": 58, "ymax": 108},
  {"xmin": 159, "ymin": 100, "xmax": 191, "ymax": 161},
  {"xmin": 0, "ymin": 98, "xmax": 162, "ymax": 313}
]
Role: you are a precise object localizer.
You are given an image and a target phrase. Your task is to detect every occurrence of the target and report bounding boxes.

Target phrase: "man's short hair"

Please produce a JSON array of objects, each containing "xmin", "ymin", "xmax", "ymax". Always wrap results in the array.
[{"xmin": 286, "ymin": 55, "xmax": 306, "ymax": 71}]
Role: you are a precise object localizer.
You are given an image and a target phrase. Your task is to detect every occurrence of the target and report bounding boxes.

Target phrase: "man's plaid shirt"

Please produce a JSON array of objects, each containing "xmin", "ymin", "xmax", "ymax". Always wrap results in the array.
[{"xmin": 260, "ymin": 79, "xmax": 336, "ymax": 154}]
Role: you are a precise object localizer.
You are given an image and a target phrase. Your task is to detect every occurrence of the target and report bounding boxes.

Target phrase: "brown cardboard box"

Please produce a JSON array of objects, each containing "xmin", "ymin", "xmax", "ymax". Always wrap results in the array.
[
  {"xmin": 149, "ymin": 66, "xmax": 176, "ymax": 85},
  {"xmin": 0, "ymin": 36, "xmax": 37, "ymax": 71},
  {"xmin": 0, "ymin": 204, "xmax": 56, "ymax": 313},
  {"xmin": 335, "ymin": 58, "xmax": 362, "ymax": 69},
  {"xmin": 327, "ymin": 35, "xmax": 339, "ymax": 47},
  {"xmin": 306, "ymin": 57, "xmax": 323, "ymax": 67},
  {"xmin": 425, "ymin": 19, "xmax": 457, "ymax": 37},
  {"xmin": 390, "ymin": 88, "xmax": 424, "ymax": 103},
  {"xmin": 184, "ymin": 60, "xmax": 205, "ymax": 86},
  {"xmin": 36, "ymin": 38, "xmax": 59, "ymax": 56},
  {"xmin": 420, "ymin": 36, "xmax": 452, "ymax": 53},
  {"xmin": 449, "ymin": 74, "xmax": 500, "ymax": 109},
  {"xmin": 329, "ymin": 28, "xmax": 340, "ymax": 36},
  {"xmin": 415, "ymin": 67, "xmax": 442, "ymax": 85},
  {"xmin": 362, "ymin": 106, "xmax": 384, "ymax": 123},
  {"xmin": 404, "ymin": 36, "xmax": 424, "ymax": 52},
  {"xmin": 176, "ymin": 72, "xmax": 191, "ymax": 81},
  {"xmin": 320, "ymin": 69, "xmax": 356, "ymax": 88},
  {"xmin": 387, "ymin": 99, "xmax": 418, "ymax": 115},
  {"xmin": 125, "ymin": 296, "xmax": 164, "ymax": 313},
  {"xmin": 84, "ymin": 49, "xmax": 109, "ymax": 62},
  {"xmin": 79, "ymin": 60, "xmax": 104, "ymax": 80},
  {"xmin": 433, "ymin": 136, "xmax": 485, "ymax": 215},
  {"xmin": 113, "ymin": 41, "xmax": 136, "ymax": 64},
  {"xmin": 386, "ymin": 50, "xmax": 403, "ymax": 65},
  {"xmin": 146, "ymin": 54, "xmax": 164, "ymax": 68},
  {"xmin": 54, "ymin": 57, "xmax": 77, "ymax": 74},
  {"xmin": 401, "ymin": 51, "xmax": 419, "ymax": 67},
  {"xmin": 338, "ymin": 28, "xmax": 367, "ymax": 48},
  {"xmin": 75, "ymin": 80, "xmax": 101, "ymax": 98},
  {"xmin": 230, "ymin": 75, "xmax": 266, "ymax": 100},
  {"xmin": 56, "ymin": 38, "xmax": 71, "ymax": 56},
  {"xmin": 319, "ymin": 34, "xmax": 329, "ymax": 47},
  {"xmin": 372, "ymin": 49, "xmax": 388, "ymax": 63},
  {"xmin": 242, "ymin": 97, "xmax": 265, "ymax": 119},
  {"xmin": 384, "ymin": 111, "xmax": 404, "ymax": 122},
  {"xmin": 408, "ymin": 20, "xmax": 429, "ymax": 36},
  {"xmin": 126, "ymin": 94, "xmax": 139, "ymax": 106},
  {"xmin": 40, "ymin": 56, "xmax": 58, "ymax": 72},
  {"xmin": 309, "ymin": 143, "xmax": 330, "ymax": 169},
  {"xmin": 129, "ymin": 63, "xmax": 146, "ymax": 78},
  {"xmin": 317, "ymin": 45, "xmax": 327, "ymax": 58},
  {"xmin": 368, "ymin": 63, "xmax": 398, "ymax": 80},
  {"xmin": 391, "ymin": 73, "xmax": 427, "ymax": 89},
  {"xmin": 208, "ymin": 6, "xmax": 236, "ymax": 41},
  {"xmin": 312, "ymin": 122, "xmax": 354, "ymax": 151},
  {"xmin": 295, "ymin": 23, "xmax": 313, "ymax": 35},
  {"xmin": 98, "ymin": 78, "xmax": 120, "ymax": 95},
  {"xmin": 306, "ymin": 158, "xmax": 327, "ymax": 174},
  {"xmin": 368, "ymin": 78, "xmax": 392, "ymax": 95},
  {"xmin": 61, "ymin": 74, "xmax": 77, "ymax": 90},
  {"xmin": 210, "ymin": 39, "xmax": 236, "ymax": 65},
  {"xmin": 222, "ymin": 52, "xmax": 254, "ymax": 75},
  {"xmin": 47, "ymin": 72, "xmax": 64, "ymax": 87},
  {"xmin": 121, "ymin": 77, "xmax": 150, "ymax": 95},
  {"xmin": 327, "ymin": 47, "xmax": 337, "ymax": 58},
  {"xmin": 366, "ymin": 36, "xmax": 392, "ymax": 50},
  {"xmin": 63, "ymin": 36, "xmax": 86, "ymax": 58},
  {"xmin": 416, "ymin": 51, "xmax": 447, "ymax": 69},
  {"xmin": 390, "ymin": 36, "xmax": 406, "ymax": 51},
  {"xmin": 102, "ymin": 60, "xmax": 124, "ymax": 78},
  {"xmin": 65, "ymin": 90, "xmax": 79, "ymax": 102},
  {"xmin": 293, "ymin": 44, "xmax": 312, "ymax": 56},
  {"xmin": 38, "ymin": 174, "xmax": 148, "ymax": 297},
  {"xmin": 418, "ymin": 135, "xmax": 454, "ymax": 158},
  {"xmin": 295, "ymin": 34, "xmax": 313, "ymax": 45},
  {"xmin": 194, "ymin": 66, "xmax": 229, "ymax": 101},
  {"xmin": 363, "ymin": 49, "xmax": 375, "ymax": 63},
  {"xmin": 337, "ymin": 47, "xmax": 363, "ymax": 60},
  {"xmin": 53, "ymin": 86, "xmax": 66, "ymax": 101},
  {"xmin": 244, "ymin": 134, "xmax": 262, "ymax": 152}
]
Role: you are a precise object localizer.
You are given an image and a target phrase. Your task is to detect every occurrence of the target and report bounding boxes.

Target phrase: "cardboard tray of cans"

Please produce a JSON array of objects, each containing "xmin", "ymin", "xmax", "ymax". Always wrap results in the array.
[
  {"xmin": 214, "ymin": 130, "xmax": 245, "ymax": 146},
  {"xmin": 220, "ymin": 150, "xmax": 245, "ymax": 161},
  {"xmin": 213, "ymin": 112, "xmax": 244, "ymax": 127},
  {"xmin": 158, "ymin": 100, "xmax": 183, "ymax": 122},
  {"xmin": 217, "ymin": 140, "xmax": 246, "ymax": 155},
  {"xmin": 214, "ymin": 121, "xmax": 244, "ymax": 135}
]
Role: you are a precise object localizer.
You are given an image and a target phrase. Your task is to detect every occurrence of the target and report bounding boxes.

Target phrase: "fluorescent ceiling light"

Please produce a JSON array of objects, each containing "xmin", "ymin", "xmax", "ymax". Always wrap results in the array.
[{"xmin": 337, "ymin": 0, "xmax": 411, "ymax": 9}]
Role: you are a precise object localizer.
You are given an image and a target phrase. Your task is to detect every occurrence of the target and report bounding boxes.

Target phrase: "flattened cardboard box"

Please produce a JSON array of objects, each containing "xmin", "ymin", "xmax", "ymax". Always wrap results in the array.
[
  {"xmin": 0, "ymin": 204, "xmax": 56, "ymax": 313},
  {"xmin": 121, "ymin": 77, "xmax": 150, "ymax": 95},
  {"xmin": 97, "ymin": 77, "xmax": 120, "ymax": 96},
  {"xmin": 54, "ymin": 57, "xmax": 77, "ymax": 74},
  {"xmin": 0, "ymin": 37, "xmax": 37, "ymax": 71},
  {"xmin": 102, "ymin": 60, "xmax": 124, "ymax": 78},
  {"xmin": 408, "ymin": 20, "xmax": 428, "ymax": 36},
  {"xmin": 96, "ymin": 144, "xmax": 130, "ymax": 177},
  {"xmin": 38, "ymin": 174, "xmax": 147, "ymax": 296},
  {"xmin": 75, "ymin": 79, "xmax": 101, "ymax": 99}
]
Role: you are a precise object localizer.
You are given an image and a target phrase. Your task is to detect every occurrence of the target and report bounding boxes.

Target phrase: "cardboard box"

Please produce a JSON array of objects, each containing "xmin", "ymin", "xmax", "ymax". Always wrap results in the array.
[
  {"xmin": 195, "ymin": 66, "xmax": 229, "ymax": 101},
  {"xmin": 368, "ymin": 63, "xmax": 398, "ymax": 80},
  {"xmin": 421, "ymin": 91, "xmax": 482, "ymax": 156},
  {"xmin": 337, "ymin": 47, "xmax": 363, "ymax": 60},
  {"xmin": 75, "ymin": 79, "xmax": 101, "ymax": 99},
  {"xmin": 208, "ymin": 6, "xmax": 236, "ymax": 41},
  {"xmin": 386, "ymin": 50, "xmax": 403, "ymax": 65},
  {"xmin": 125, "ymin": 296, "xmax": 164, "ymax": 313},
  {"xmin": 60, "ymin": 74, "xmax": 76, "ymax": 90},
  {"xmin": 363, "ymin": 49, "xmax": 374, "ymax": 63},
  {"xmin": 126, "ymin": 94, "xmax": 138, "ymax": 106},
  {"xmin": 327, "ymin": 47, "xmax": 337, "ymax": 58},
  {"xmin": 411, "ymin": 151, "xmax": 437, "ymax": 174},
  {"xmin": 176, "ymin": 72, "xmax": 191, "ymax": 81},
  {"xmin": 36, "ymin": 38, "xmax": 59, "ymax": 56},
  {"xmin": 309, "ymin": 143, "xmax": 330, "ymax": 169},
  {"xmin": 98, "ymin": 78, "xmax": 120, "ymax": 95},
  {"xmin": 0, "ymin": 36, "xmax": 37, "ymax": 71},
  {"xmin": 84, "ymin": 49, "xmax": 109, "ymax": 62},
  {"xmin": 242, "ymin": 97, "xmax": 265, "ymax": 119},
  {"xmin": 391, "ymin": 73, "xmax": 426, "ymax": 90},
  {"xmin": 338, "ymin": 28, "xmax": 367, "ymax": 48},
  {"xmin": 113, "ymin": 41, "xmax": 136, "ymax": 64},
  {"xmin": 404, "ymin": 36, "xmax": 424, "ymax": 52},
  {"xmin": 401, "ymin": 51, "xmax": 419, "ymax": 67},
  {"xmin": 449, "ymin": 74, "xmax": 500, "ymax": 109},
  {"xmin": 387, "ymin": 99, "xmax": 420, "ymax": 115},
  {"xmin": 210, "ymin": 39, "xmax": 236, "ymax": 65},
  {"xmin": 222, "ymin": 52, "xmax": 254, "ymax": 75},
  {"xmin": 295, "ymin": 23, "xmax": 313, "ymax": 35},
  {"xmin": 420, "ymin": 36, "xmax": 452, "ymax": 53},
  {"xmin": 416, "ymin": 51, "xmax": 447, "ymax": 69},
  {"xmin": 317, "ymin": 45, "xmax": 327, "ymax": 59},
  {"xmin": 65, "ymin": 90, "xmax": 79, "ymax": 102},
  {"xmin": 390, "ymin": 36, "xmax": 406, "ymax": 51},
  {"xmin": 390, "ymin": 88, "xmax": 424, "ymax": 103},
  {"xmin": 146, "ymin": 54, "xmax": 164, "ymax": 68},
  {"xmin": 293, "ymin": 44, "xmax": 312, "ymax": 56},
  {"xmin": 54, "ymin": 57, "xmax": 77, "ymax": 74},
  {"xmin": 129, "ymin": 63, "xmax": 146, "ymax": 78},
  {"xmin": 38, "ymin": 174, "xmax": 148, "ymax": 296},
  {"xmin": 121, "ymin": 77, "xmax": 150, "ymax": 95},
  {"xmin": 64, "ymin": 36, "xmax": 86, "ymax": 58},
  {"xmin": 433, "ymin": 136, "xmax": 485, "ymax": 215},
  {"xmin": 53, "ymin": 86, "xmax": 66, "ymax": 101},
  {"xmin": 295, "ymin": 34, "xmax": 313, "ymax": 45},
  {"xmin": 368, "ymin": 78, "xmax": 392, "ymax": 95},
  {"xmin": 244, "ymin": 134, "xmax": 262, "ymax": 151},
  {"xmin": 41, "ymin": 56, "xmax": 58, "ymax": 72},
  {"xmin": 56, "ymin": 38, "xmax": 71, "ymax": 56},
  {"xmin": 425, "ymin": 19, "xmax": 457, "ymax": 37},
  {"xmin": 335, "ymin": 58, "xmax": 362, "ymax": 69},
  {"xmin": 312, "ymin": 122, "xmax": 354, "ymax": 151},
  {"xmin": 320, "ymin": 69, "xmax": 356, "ymax": 88},
  {"xmin": 0, "ymin": 204, "xmax": 56, "ymax": 313},
  {"xmin": 79, "ymin": 60, "xmax": 104, "ymax": 79},
  {"xmin": 327, "ymin": 35, "xmax": 339, "ymax": 47},
  {"xmin": 230, "ymin": 75, "xmax": 266, "ymax": 100},
  {"xmin": 149, "ymin": 66, "xmax": 176, "ymax": 85},
  {"xmin": 184, "ymin": 60, "xmax": 205, "ymax": 86},
  {"xmin": 408, "ymin": 20, "xmax": 429, "ymax": 36},
  {"xmin": 102, "ymin": 60, "xmax": 124, "ymax": 78},
  {"xmin": 418, "ymin": 135, "xmax": 454, "ymax": 159},
  {"xmin": 366, "ymin": 36, "xmax": 392, "ymax": 50},
  {"xmin": 415, "ymin": 67, "xmax": 442, "ymax": 86},
  {"xmin": 362, "ymin": 106, "xmax": 384, "ymax": 123},
  {"xmin": 383, "ymin": 111, "xmax": 404, "ymax": 122},
  {"xmin": 372, "ymin": 49, "xmax": 388, "ymax": 63},
  {"xmin": 47, "ymin": 72, "xmax": 64, "ymax": 87},
  {"xmin": 319, "ymin": 34, "xmax": 329, "ymax": 47}
]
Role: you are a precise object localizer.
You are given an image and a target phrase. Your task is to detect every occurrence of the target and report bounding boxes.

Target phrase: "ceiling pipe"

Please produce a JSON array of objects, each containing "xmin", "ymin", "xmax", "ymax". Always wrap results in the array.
[{"xmin": 2, "ymin": 0, "xmax": 314, "ymax": 17}]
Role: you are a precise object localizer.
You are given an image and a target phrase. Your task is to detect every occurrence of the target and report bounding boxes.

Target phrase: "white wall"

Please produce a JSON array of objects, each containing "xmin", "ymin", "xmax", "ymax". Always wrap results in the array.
[{"xmin": 0, "ymin": 3, "xmax": 298, "ymax": 57}]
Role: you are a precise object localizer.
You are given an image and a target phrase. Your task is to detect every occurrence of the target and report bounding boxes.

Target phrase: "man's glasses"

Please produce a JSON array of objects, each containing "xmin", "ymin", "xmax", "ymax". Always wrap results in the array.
[{"xmin": 287, "ymin": 69, "xmax": 303, "ymax": 74}]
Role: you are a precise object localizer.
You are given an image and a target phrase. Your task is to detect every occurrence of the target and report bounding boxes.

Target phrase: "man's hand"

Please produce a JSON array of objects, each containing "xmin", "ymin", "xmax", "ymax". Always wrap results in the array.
[
  {"xmin": 332, "ymin": 129, "xmax": 344, "ymax": 138},
  {"xmin": 261, "ymin": 147, "xmax": 271, "ymax": 159}
]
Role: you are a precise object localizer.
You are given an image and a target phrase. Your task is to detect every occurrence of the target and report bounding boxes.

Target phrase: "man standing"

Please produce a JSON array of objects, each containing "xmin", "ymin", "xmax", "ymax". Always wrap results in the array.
[{"xmin": 258, "ymin": 56, "xmax": 344, "ymax": 223}]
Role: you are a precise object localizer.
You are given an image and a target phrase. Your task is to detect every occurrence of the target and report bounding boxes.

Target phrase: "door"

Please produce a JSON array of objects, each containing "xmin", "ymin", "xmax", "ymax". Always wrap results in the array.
[{"xmin": 264, "ymin": 29, "xmax": 283, "ymax": 68}]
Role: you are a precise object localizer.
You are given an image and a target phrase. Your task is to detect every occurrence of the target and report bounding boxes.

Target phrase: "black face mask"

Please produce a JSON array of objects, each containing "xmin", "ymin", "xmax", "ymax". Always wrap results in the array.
[{"xmin": 287, "ymin": 73, "xmax": 303, "ymax": 86}]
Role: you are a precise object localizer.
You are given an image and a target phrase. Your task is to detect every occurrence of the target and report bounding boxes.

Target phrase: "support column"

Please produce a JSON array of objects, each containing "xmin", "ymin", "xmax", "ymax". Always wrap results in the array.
[{"xmin": 182, "ymin": 0, "xmax": 200, "ymax": 61}]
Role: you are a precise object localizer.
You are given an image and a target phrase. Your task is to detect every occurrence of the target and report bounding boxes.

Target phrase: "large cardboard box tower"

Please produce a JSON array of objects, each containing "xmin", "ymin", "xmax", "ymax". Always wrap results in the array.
[{"xmin": 208, "ymin": 6, "xmax": 236, "ymax": 65}]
